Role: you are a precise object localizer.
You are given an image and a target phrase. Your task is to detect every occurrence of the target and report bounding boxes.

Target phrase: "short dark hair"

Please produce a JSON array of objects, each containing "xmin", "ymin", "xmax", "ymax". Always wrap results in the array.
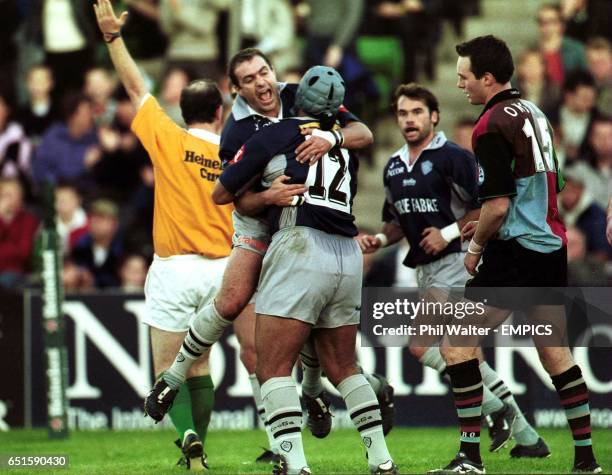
[
  {"xmin": 180, "ymin": 79, "xmax": 222, "ymax": 125},
  {"xmin": 562, "ymin": 69, "xmax": 596, "ymax": 93},
  {"xmin": 60, "ymin": 92, "xmax": 91, "ymax": 121},
  {"xmin": 392, "ymin": 83, "xmax": 440, "ymax": 123},
  {"xmin": 228, "ymin": 48, "xmax": 273, "ymax": 87},
  {"xmin": 456, "ymin": 35, "xmax": 514, "ymax": 84}
]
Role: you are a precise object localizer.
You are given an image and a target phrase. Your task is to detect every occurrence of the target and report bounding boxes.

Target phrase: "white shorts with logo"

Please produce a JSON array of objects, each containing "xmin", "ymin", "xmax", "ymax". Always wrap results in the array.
[
  {"xmin": 415, "ymin": 252, "xmax": 470, "ymax": 289},
  {"xmin": 143, "ymin": 254, "xmax": 229, "ymax": 332}
]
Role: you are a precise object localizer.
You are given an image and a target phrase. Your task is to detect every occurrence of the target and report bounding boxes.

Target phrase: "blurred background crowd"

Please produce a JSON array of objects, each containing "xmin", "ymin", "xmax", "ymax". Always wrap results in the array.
[{"xmin": 0, "ymin": 0, "xmax": 610, "ymax": 293}]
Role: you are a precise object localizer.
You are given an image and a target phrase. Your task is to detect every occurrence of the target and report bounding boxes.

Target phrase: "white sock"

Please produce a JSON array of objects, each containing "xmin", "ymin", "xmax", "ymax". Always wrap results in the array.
[
  {"xmin": 249, "ymin": 374, "xmax": 276, "ymax": 452},
  {"xmin": 300, "ymin": 340, "xmax": 324, "ymax": 398},
  {"xmin": 164, "ymin": 303, "xmax": 231, "ymax": 390},
  {"xmin": 261, "ymin": 377, "xmax": 308, "ymax": 474},
  {"xmin": 338, "ymin": 374, "xmax": 392, "ymax": 470}
]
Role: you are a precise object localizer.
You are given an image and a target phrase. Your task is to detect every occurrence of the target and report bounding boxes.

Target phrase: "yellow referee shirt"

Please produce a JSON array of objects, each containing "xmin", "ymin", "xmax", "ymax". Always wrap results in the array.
[{"xmin": 131, "ymin": 95, "xmax": 233, "ymax": 258}]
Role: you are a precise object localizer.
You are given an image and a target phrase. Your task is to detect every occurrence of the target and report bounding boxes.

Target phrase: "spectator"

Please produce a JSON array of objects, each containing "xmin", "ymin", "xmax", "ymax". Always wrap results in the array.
[
  {"xmin": 302, "ymin": 0, "xmax": 364, "ymax": 70},
  {"xmin": 453, "ymin": 116, "xmax": 475, "ymax": 153},
  {"xmin": 585, "ymin": 37, "xmax": 612, "ymax": 114},
  {"xmin": 0, "ymin": 178, "xmax": 39, "ymax": 288},
  {"xmin": 24, "ymin": 0, "xmax": 98, "ymax": 94},
  {"xmin": 365, "ymin": 0, "xmax": 444, "ymax": 83},
  {"xmin": 62, "ymin": 256, "xmax": 94, "ymax": 292},
  {"xmin": 92, "ymin": 88, "xmax": 150, "ymax": 203},
  {"xmin": 32, "ymin": 92, "xmax": 100, "ymax": 189},
  {"xmin": 17, "ymin": 64, "xmax": 59, "ymax": 145},
  {"xmin": 120, "ymin": 0, "xmax": 168, "ymax": 83},
  {"xmin": 561, "ymin": 0, "xmax": 612, "ymax": 43},
  {"xmin": 118, "ymin": 253, "xmax": 149, "ymax": 292},
  {"xmin": 0, "ymin": 88, "xmax": 33, "ymax": 201},
  {"xmin": 158, "ymin": 67, "xmax": 190, "ymax": 127},
  {"xmin": 516, "ymin": 48, "xmax": 561, "ymax": 116},
  {"xmin": 302, "ymin": 0, "xmax": 379, "ymax": 117},
  {"xmin": 124, "ymin": 164, "xmax": 154, "ymax": 258},
  {"xmin": 559, "ymin": 167, "xmax": 610, "ymax": 261},
  {"xmin": 566, "ymin": 226, "xmax": 608, "ymax": 285},
  {"xmin": 551, "ymin": 70, "xmax": 598, "ymax": 163},
  {"xmin": 238, "ymin": 0, "xmax": 298, "ymax": 76},
  {"xmin": 159, "ymin": 0, "xmax": 234, "ymax": 80},
  {"xmin": 564, "ymin": 116, "xmax": 612, "ymax": 210},
  {"xmin": 536, "ymin": 2, "xmax": 587, "ymax": 88},
  {"xmin": 83, "ymin": 68, "xmax": 117, "ymax": 127},
  {"xmin": 0, "ymin": 0, "xmax": 21, "ymax": 88},
  {"xmin": 55, "ymin": 181, "xmax": 88, "ymax": 255},
  {"xmin": 71, "ymin": 199, "xmax": 123, "ymax": 289}
]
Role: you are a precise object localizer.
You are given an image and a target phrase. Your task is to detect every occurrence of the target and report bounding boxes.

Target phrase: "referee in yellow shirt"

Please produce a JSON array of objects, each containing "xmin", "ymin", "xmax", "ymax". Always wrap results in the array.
[{"xmin": 94, "ymin": 0, "xmax": 232, "ymax": 470}]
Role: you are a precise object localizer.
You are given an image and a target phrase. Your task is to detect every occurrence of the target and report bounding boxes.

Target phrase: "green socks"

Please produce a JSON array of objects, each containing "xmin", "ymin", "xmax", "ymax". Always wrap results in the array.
[
  {"xmin": 164, "ymin": 373, "xmax": 215, "ymax": 446},
  {"xmin": 188, "ymin": 375, "xmax": 215, "ymax": 445}
]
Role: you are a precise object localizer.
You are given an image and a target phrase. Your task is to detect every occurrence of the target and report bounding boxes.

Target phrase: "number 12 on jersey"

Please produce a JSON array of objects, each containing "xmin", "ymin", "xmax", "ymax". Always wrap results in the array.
[{"xmin": 305, "ymin": 148, "xmax": 353, "ymax": 214}]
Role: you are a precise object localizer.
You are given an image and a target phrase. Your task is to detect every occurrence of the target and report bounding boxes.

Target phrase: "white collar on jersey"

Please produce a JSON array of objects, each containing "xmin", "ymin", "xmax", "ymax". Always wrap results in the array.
[
  {"xmin": 232, "ymin": 82, "xmax": 287, "ymax": 121},
  {"xmin": 393, "ymin": 131, "xmax": 447, "ymax": 172},
  {"xmin": 188, "ymin": 128, "xmax": 220, "ymax": 145}
]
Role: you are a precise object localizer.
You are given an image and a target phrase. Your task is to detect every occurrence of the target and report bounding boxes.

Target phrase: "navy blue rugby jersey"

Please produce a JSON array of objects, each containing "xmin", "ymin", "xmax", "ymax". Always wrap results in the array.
[
  {"xmin": 220, "ymin": 117, "xmax": 358, "ymax": 237},
  {"xmin": 382, "ymin": 132, "xmax": 479, "ymax": 268},
  {"xmin": 219, "ymin": 82, "xmax": 359, "ymax": 165}
]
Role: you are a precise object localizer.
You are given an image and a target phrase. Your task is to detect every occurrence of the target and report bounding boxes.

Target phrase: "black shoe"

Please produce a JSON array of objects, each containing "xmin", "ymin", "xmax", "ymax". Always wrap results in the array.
[
  {"xmin": 303, "ymin": 392, "xmax": 332, "ymax": 439},
  {"xmin": 428, "ymin": 452, "xmax": 485, "ymax": 474},
  {"xmin": 272, "ymin": 455, "xmax": 311, "ymax": 475},
  {"xmin": 573, "ymin": 460, "xmax": 603, "ymax": 473},
  {"xmin": 144, "ymin": 377, "xmax": 178, "ymax": 422},
  {"xmin": 256, "ymin": 448, "xmax": 281, "ymax": 464},
  {"xmin": 371, "ymin": 460, "xmax": 399, "ymax": 474},
  {"xmin": 373, "ymin": 374, "xmax": 395, "ymax": 436},
  {"xmin": 486, "ymin": 403, "xmax": 516, "ymax": 452},
  {"xmin": 174, "ymin": 433, "xmax": 208, "ymax": 471},
  {"xmin": 510, "ymin": 437, "xmax": 551, "ymax": 458}
]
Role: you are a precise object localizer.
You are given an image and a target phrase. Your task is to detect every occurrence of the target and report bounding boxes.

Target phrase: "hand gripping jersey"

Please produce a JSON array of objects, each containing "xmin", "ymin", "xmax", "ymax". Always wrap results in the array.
[
  {"xmin": 472, "ymin": 89, "xmax": 567, "ymax": 253},
  {"xmin": 382, "ymin": 132, "xmax": 480, "ymax": 268},
  {"xmin": 220, "ymin": 118, "xmax": 358, "ymax": 237}
]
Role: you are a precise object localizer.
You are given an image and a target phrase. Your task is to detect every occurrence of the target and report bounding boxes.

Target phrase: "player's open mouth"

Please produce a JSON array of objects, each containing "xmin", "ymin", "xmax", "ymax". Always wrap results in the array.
[
  {"xmin": 257, "ymin": 89, "xmax": 273, "ymax": 104},
  {"xmin": 405, "ymin": 127, "xmax": 419, "ymax": 134}
]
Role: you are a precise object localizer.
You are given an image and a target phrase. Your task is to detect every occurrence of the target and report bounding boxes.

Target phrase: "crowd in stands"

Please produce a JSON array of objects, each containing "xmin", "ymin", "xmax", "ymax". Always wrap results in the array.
[{"xmin": 0, "ymin": 0, "xmax": 610, "ymax": 291}]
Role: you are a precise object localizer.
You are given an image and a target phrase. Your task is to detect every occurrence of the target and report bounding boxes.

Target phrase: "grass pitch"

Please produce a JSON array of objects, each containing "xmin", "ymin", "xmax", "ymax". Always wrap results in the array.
[{"xmin": 0, "ymin": 427, "xmax": 609, "ymax": 474}]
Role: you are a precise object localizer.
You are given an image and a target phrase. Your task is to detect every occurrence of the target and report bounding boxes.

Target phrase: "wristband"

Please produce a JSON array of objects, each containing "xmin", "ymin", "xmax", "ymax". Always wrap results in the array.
[
  {"xmin": 374, "ymin": 233, "xmax": 388, "ymax": 248},
  {"xmin": 467, "ymin": 238, "xmax": 484, "ymax": 255},
  {"xmin": 440, "ymin": 222, "xmax": 460, "ymax": 243},
  {"xmin": 104, "ymin": 31, "xmax": 121, "ymax": 43},
  {"xmin": 312, "ymin": 129, "xmax": 340, "ymax": 147}
]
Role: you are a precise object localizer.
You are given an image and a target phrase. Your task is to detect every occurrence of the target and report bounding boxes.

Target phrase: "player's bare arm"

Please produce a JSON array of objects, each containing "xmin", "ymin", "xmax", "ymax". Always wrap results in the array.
[
  {"xmin": 420, "ymin": 208, "xmax": 481, "ymax": 256},
  {"xmin": 356, "ymin": 222, "xmax": 404, "ymax": 254},
  {"xmin": 234, "ymin": 176, "xmax": 307, "ymax": 216},
  {"xmin": 94, "ymin": 0, "xmax": 148, "ymax": 107},
  {"xmin": 295, "ymin": 121, "xmax": 373, "ymax": 164},
  {"xmin": 464, "ymin": 196, "xmax": 510, "ymax": 275}
]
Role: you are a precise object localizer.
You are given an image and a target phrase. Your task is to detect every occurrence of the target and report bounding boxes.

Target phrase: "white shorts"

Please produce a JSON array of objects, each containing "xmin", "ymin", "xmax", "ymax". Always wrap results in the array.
[{"xmin": 143, "ymin": 254, "xmax": 228, "ymax": 332}]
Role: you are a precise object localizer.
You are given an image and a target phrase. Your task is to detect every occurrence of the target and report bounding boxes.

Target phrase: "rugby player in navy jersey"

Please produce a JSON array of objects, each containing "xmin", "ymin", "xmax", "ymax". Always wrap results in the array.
[
  {"xmin": 427, "ymin": 35, "xmax": 602, "ymax": 474},
  {"xmin": 214, "ymin": 66, "xmax": 397, "ymax": 475},
  {"xmin": 144, "ymin": 48, "xmax": 395, "ymax": 462},
  {"xmin": 358, "ymin": 82, "xmax": 549, "ymax": 459}
]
